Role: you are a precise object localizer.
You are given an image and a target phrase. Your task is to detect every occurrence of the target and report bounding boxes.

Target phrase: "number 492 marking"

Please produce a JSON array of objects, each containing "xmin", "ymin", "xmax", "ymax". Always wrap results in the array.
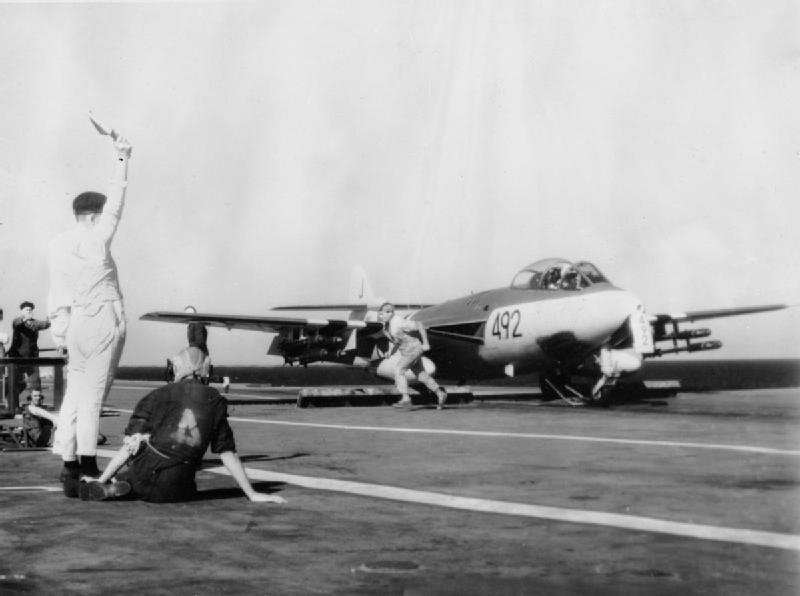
[{"xmin": 491, "ymin": 309, "xmax": 523, "ymax": 340}]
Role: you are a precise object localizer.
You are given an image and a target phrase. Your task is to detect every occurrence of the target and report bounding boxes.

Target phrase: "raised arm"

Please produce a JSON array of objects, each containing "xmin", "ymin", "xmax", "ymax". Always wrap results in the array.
[
  {"xmin": 94, "ymin": 135, "xmax": 132, "ymax": 245},
  {"xmin": 27, "ymin": 318, "xmax": 51, "ymax": 331}
]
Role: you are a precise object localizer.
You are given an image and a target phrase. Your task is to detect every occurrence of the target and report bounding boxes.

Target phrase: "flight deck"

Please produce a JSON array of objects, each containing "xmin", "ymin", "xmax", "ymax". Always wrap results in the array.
[{"xmin": 1, "ymin": 382, "xmax": 798, "ymax": 595}]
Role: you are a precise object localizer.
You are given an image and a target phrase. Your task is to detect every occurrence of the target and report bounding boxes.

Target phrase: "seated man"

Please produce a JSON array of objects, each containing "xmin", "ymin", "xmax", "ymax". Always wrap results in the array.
[
  {"xmin": 79, "ymin": 347, "xmax": 286, "ymax": 504},
  {"xmin": 19, "ymin": 390, "xmax": 54, "ymax": 447}
]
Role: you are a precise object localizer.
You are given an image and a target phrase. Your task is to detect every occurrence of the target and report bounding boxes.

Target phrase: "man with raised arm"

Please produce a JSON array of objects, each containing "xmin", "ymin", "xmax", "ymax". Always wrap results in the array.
[{"xmin": 48, "ymin": 115, "xmax": 131, "ymax": 497}]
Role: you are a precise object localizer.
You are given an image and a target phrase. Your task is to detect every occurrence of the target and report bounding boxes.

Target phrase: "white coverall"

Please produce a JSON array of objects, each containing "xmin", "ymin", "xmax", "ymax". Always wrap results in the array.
[
  {"xmin": 48, "ymin": 157, "xmax": 129, "ymax": 460},
  {"xmin": 385, "ymin": 316, "xmax": 440, "ymax": 395}
]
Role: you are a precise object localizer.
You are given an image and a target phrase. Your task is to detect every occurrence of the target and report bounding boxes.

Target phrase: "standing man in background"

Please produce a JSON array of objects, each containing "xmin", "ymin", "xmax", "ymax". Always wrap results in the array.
[
  {"xmin": 8, "ymin": 301, "xmax": 51, "ymax": 405},
  {"xmin": 48, "ymin": 115, "xmax": 132, "ymax": 497},
  {"xmin": 164, "ymin": 305, "xmax": 210, "ymax": 384},
  {"xmin": 184, "ymin": 305, "xmax": 209, "ymax": 356}
]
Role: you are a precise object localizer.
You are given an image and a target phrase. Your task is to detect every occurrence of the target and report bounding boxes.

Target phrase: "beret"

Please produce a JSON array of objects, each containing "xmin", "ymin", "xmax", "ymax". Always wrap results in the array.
[{"xmin": 72, "ymin": 191, "xmax": 107, "ymax": 214}]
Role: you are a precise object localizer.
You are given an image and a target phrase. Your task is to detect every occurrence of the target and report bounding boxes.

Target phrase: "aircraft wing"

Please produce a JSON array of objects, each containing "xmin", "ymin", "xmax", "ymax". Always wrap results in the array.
[
  {"xmin": 646, "ymin": 303, "xmax": 789, "ymax": 357},
  {"xmin": 139, "ymin": 311, "xmax": 383, "ymax": 334},
  {"xmin": 272, "ymin": 303, "xmax": 434, "ymax": 312},
  {"xmin": 649, "ymin": 304, "xmax": 787, "ymax": 324},
  {"xmin": 140, "ymin": 310, "xmax": 386, "ymax": 366}
]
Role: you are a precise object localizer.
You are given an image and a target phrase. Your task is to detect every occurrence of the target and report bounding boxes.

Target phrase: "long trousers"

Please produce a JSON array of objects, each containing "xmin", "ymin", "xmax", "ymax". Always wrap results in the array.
[
  {"xmin": 394, "ymin": 345, "xmax": 440, "ymax": 395},
  {"xmin": 54, "ymin": 301, "xmax": 126, "ymax": 459}
]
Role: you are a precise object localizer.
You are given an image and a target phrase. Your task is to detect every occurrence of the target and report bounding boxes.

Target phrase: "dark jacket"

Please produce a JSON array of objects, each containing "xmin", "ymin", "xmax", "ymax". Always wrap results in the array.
[
  {"xmin": 9, "ymin": 317, "xmax": 51, "ymax": 357},
  {"xmin": 187, "ymin": 322, "xmax": 208, "ymax": 355}
]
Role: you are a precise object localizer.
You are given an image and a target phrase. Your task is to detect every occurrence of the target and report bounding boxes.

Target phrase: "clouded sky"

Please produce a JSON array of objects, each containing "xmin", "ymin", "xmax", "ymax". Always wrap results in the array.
[{"xmin": 0, "ymin": 1, "xmax": 798, "ymax": 365}]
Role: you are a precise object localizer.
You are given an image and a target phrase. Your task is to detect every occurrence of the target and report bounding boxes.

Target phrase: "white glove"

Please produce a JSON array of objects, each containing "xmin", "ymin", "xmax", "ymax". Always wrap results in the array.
[{"xmin": 114, "ymin": 135, "xmax": 132, "ymax": 159}]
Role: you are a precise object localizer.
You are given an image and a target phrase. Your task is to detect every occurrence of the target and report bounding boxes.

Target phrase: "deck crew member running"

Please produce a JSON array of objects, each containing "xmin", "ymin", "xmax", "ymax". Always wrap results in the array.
[{"xmin": 378, "ymin": 302, "xmax": 447, "ymax": 409}]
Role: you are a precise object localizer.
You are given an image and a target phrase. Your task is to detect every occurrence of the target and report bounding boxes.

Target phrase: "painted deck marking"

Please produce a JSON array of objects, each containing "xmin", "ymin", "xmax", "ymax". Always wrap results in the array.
[
  {"xmin": 101, "ymin": 390, "xmax": 800, "ymax": 550},
  {"xmin": 110, "ymin": 408, "xmax": 800, "ymax": 456},
  {"xmin": 198, "ymin": 463, "xmax": 800, "ymax": 552},
  {"xmin": 226, "ymin": 417, "xmax": 800, "ymax": 457},
  {"xmin": 0, "ymin": 486, "xmax": 62, "ymax": 492}
]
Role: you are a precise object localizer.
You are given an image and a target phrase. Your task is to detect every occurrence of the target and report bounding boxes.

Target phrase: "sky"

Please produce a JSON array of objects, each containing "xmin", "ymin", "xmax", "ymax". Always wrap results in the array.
[{"xmin": 0, "ymin": 0, "xmax": 798, "ymax": 366}]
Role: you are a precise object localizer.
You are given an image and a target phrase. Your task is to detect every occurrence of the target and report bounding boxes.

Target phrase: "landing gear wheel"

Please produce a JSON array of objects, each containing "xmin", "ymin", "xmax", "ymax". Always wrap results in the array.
[{"xmin": 592, "ymin": 385, "xmax": 615, "ymax": 407}]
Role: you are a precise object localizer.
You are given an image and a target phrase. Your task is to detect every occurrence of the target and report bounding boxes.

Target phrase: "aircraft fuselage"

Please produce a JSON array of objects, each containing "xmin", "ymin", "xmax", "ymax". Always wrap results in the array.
[{"xmin": 412, "ymin": 283, "xmax": 642, "ymax": 380}]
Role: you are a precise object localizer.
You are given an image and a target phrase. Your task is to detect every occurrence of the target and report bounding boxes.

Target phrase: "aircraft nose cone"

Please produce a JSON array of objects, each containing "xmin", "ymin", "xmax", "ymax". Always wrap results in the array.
[
  {"xmin": 617, "ymin": 290, "xmax": 644, "ymax": 316},
  {"xmin": 614, "ymin": 290, "xmax": 644, "ymax": 321},
  {"xmin": 597, "ymin": 290, "xmax": 644, "ymax": 336},
  {"xmin": 552, "ymin": 289, "xmax": 645, "ymax": 347}
]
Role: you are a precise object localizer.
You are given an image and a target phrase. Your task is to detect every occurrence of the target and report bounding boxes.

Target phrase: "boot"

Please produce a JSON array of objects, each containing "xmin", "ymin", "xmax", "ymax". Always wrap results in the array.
[
  {"xmin": 61, "ymin": 462, "xmax": 80, "ymax": 498},
  {"xmin": 80, "ymin": 479, "xmax": 131, "ymax": 501},
  {"xmin": 436, "ymin": 388, "xmax": 447, "ymax": 410},
  {"xmin": 79, "ymin": 455, "xmax": 101, "ymax": 479},
  {"xmin": 393, "ymin": 396, "xmax": 413, "ymax": 408}
]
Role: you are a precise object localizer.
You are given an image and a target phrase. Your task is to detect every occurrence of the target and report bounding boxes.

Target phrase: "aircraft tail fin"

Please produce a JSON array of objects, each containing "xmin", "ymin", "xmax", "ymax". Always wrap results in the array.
[
  {"xmin": 349, "ymin": 265, "xmax": 377, "ymax": 304},
  {"xmin": 271, "ymin": 266, "xmax": 385, "ymax": 315},
  {"xmin": 349, "ymin": 265, "xmax": 434, "ymax": 314}
]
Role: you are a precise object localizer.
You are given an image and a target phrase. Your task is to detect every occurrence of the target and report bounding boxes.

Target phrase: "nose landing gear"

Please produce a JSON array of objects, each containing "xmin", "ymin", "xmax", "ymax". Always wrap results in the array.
[{"xmin": 539, "ymin": 372, "xmax": 615, "ymax": 407}]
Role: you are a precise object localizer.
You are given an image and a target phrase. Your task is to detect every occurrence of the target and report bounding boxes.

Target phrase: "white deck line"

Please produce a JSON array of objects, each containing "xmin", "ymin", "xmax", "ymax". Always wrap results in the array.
[
  {"xmin": 109, "ymin": 386, "xmax": 799, "ymax": 456},
  {"xmin": 199, "ymin": 464, "xmax": 800, "ymax": 552},
  {"xmin": 0, "ymin": 486, "xmax": 62, "ymax": 492},
  {"xmin": 226, "ymin": 417, "xmax": 800, "ymax": 457},
  {"xmin": 108, "ymin": 407, "xmax": 800, "ymax": 456}
]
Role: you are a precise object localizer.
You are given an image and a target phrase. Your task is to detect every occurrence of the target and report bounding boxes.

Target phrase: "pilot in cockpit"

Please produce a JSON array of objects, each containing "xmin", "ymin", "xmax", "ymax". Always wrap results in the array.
[
  {"xmin": 560, "ymin": 265, "xmax": 581, "ymax": 290},
  {"xmin": 543, "ymin": 267, "xmax": 562, "ymax": 290}
]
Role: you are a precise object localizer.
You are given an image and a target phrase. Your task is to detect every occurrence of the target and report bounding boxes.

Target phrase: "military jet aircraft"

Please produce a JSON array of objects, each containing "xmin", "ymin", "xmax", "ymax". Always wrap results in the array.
[{"xmin": 140, "ymin": 258, "xmax": 787, "ymax": 405}]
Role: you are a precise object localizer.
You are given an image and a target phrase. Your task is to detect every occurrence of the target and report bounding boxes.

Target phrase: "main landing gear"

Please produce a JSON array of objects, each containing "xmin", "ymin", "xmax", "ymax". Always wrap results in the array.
[{"xmin": 539, "ymin": 371, "xmax": 615, "ymax": 407}]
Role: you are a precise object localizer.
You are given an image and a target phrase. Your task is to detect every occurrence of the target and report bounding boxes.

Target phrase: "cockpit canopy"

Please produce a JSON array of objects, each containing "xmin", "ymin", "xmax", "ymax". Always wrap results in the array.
[{"xmin": 510, "ymin": 258, "xmax": 609, "ymax": 291}]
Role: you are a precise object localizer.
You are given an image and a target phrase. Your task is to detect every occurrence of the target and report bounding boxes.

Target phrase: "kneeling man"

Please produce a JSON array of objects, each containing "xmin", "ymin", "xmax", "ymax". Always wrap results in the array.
[{"xmin": 80, "ymin": 347, "xmax": 285, "ymax": 504}]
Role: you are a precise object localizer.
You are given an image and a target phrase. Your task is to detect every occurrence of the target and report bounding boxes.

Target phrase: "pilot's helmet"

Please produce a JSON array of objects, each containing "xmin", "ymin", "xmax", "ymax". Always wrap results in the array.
[{"xmin": 171, "ymin": 346, "xmax": 211, "ymax": 381}]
